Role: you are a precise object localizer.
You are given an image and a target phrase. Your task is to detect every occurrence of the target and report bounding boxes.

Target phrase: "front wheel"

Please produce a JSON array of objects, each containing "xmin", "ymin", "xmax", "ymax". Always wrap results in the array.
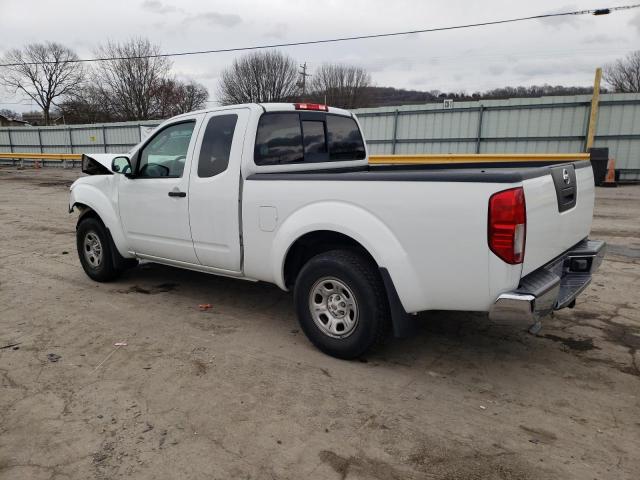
[
  {"xmin": 76, "ymin": 217, "xmax": 121, "ymax": 282},
  {"xmin": 294, "ymin": 250, "xmax": 391, "ymax": 359}
]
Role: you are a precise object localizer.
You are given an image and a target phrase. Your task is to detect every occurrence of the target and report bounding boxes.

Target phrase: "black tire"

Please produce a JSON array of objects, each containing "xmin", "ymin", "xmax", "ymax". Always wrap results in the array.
[
  {"xmin": 294, "ymin": 249, "xmax": 391, "ymax": 359},
  {"xmin": 76, "ymin": 217, "xmax": 121, "ymax": 282}
]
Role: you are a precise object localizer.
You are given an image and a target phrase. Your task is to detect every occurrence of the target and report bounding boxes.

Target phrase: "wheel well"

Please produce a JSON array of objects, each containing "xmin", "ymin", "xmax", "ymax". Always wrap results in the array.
[
  {"xmin": 73, "ymin": 203, "xmax": 101, "ymax": 228},
  {"xmin": 283, "ymin": 230, "xmax": 378, "ymax": 288}
]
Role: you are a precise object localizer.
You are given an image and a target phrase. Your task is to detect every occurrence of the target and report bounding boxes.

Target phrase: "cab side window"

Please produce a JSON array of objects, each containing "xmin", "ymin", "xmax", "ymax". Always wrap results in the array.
[
  {"xmin": 138, "ymin": 121, "xmax": 195, "ymax": 178},
  {"xmin": 198, "ymin": 114, "xmax": 238, "ymax": 178}
]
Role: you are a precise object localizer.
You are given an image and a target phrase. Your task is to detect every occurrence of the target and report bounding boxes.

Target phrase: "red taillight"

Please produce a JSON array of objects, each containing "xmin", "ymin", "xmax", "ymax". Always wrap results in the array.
[
  {"xmin": 294, "ymin": 103, "xmax": 329, "ymax": 111},
  {"xmin": 488, "ymin": 187, "xmax": 526, "ymax": 264}
]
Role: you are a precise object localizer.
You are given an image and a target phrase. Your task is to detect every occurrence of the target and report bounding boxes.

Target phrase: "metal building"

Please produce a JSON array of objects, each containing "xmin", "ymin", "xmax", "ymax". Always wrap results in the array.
[
  {"xmin": 0, "ymin": 120, "xmax": 161, "ymax": 156},
  {"xmin": 353, "ymin": 92, "xmax": 640, "ymax": 180},
  {"xmin": 1, "ymin": 93, "xmax": 639, "ymax": 179}
]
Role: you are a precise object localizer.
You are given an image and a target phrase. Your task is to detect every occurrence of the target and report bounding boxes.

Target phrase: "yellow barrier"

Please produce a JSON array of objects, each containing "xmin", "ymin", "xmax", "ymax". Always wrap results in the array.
[
  {"xmin": 0, "ymin": 152, "xmax": 590, "ymax": 165},
  {"xmin": 368, "ymin": 153, "xmax": 590, "ymax": 164},
  {"xmin": 0, "ymin": 152, "xmax": 82, "ymax": 160}
]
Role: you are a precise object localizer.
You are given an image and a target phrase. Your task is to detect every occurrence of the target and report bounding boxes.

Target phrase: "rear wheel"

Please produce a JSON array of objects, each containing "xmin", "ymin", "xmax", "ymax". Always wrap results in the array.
[
  {"xmin": 76, "ymin": 217, "xmax": 121, "ymax": 282},
  {"xmin": 294, "ymin": 250, "xmax": 391, "ymax": 359}
]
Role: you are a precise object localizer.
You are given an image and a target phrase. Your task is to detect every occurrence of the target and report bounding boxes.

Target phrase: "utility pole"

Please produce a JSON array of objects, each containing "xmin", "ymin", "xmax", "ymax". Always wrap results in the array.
[{"xmin": 299, "ymin": 62, "xmax": 311, "ymax": 97}]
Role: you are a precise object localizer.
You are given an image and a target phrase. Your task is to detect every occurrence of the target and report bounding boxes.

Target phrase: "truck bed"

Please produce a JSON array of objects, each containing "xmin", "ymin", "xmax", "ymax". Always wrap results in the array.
[
  {"xmin": 244, "ymin": 159, "xmax": 594, "ymax": 314},
  {"xmin": 247, "ymin": 159, "xmax": 591, "ymax": 183}
]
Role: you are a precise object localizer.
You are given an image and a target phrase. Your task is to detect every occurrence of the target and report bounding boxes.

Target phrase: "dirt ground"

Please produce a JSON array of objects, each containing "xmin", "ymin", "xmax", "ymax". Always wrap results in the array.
[{"xmin": 0, "ymin": 166, "xmax": 639, "ymax": 480}]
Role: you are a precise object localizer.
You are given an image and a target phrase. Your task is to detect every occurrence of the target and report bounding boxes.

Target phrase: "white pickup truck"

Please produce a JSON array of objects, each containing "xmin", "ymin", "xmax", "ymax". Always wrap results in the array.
[{"xmin": 70, "ymin": 103, "xmax": 605, "ymax": 358}]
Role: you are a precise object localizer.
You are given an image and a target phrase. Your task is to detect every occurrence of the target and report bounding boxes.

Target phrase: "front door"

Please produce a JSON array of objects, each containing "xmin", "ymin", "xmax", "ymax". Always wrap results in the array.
[
  {"xmin": 118, "ymin": 116, "xmax": 202, "ymax": 263},
  {"xmin": 188, "ymin": 109, "xmax": 249, "ymax": 271}
]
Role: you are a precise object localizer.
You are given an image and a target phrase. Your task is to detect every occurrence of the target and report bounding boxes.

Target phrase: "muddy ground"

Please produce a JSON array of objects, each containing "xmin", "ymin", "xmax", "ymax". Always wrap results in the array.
[{"xmin": 1, "ymin": 167, "xmax": 639, "ymax": 480}]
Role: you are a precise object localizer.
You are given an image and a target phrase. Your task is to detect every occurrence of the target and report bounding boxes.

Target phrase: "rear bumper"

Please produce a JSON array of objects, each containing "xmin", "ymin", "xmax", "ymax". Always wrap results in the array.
[{"xmin": 489, "ymin": 239, "xmax": 606, "ymax": 324}]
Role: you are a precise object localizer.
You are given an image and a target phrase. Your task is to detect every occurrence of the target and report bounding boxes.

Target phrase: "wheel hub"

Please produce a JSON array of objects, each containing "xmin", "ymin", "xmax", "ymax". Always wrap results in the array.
[
  {"xmin": 327, "ymin": 293, "xmax": 347, "ymax": 318},
  {"xmin": 83, "ymin": 231, "xmax": 103, "ymax": 268},
  {"xmin": 308, "ymin": 277, "xmax": 359, "ymax": 338}
]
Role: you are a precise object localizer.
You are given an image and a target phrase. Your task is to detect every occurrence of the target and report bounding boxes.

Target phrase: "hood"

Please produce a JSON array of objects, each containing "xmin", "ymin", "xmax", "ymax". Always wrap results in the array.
[{"xmin": 81, "ymin": 153, "xmax": 122, "ymax": 175}]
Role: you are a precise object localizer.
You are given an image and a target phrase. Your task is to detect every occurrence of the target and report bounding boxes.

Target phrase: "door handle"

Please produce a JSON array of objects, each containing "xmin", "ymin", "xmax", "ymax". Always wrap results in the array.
[{"xmin": 168, "ymin": 190, "xmax": 186, "ymax": 197}]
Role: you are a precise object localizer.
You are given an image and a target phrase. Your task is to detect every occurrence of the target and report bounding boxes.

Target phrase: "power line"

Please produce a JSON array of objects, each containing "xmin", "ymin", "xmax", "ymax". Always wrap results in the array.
[{"xmin": 1, "ymin": 4, "xmax": 639, "ymax": 67}]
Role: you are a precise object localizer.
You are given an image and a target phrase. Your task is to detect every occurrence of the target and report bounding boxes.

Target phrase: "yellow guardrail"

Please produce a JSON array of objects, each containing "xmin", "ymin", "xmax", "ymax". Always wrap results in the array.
[
  {"xmin": 0, "ymin": 152, "xmax": 82, "ymax": 160},
  {"xmin": 0, "ymin": 152, "xmax": 590, "ymax": 164},
  {"xmin": 368, "ymin": 153, "xmax": 590, "ymax": 164}
]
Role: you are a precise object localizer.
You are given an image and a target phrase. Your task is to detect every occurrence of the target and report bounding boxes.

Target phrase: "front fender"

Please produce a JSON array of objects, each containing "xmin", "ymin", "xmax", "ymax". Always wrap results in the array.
[
  {"xmin": 69, "ymin": 176, "xmax": 130, "ymax": 258},
  {"xmin": 270, "ymin": 201, "xmax": 424, "ymax": 313}
]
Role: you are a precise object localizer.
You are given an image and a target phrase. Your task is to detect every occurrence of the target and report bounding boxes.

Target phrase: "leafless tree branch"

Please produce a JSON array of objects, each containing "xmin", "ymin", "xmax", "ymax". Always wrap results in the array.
[
  {"xmin": 604, "ymin": 51, "xmax": 640, "ymax": 93},
  {"xmin": 217, "ymin": 50, "xmax": 299, "ymax": 105},
  {"xmin": 0, "ymin": 42, "xmax": 85, "ymax": 125},
  {"xmin": 93, "ymin": 38, "xmax": 173, "ymax": 120},
  {"xmin": 309, "ymin": 64, "xmax": 371, "ymax": 109}
]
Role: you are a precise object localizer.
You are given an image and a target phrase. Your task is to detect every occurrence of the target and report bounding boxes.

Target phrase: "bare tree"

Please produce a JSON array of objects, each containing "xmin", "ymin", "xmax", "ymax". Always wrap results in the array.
[
  {"xmin": 155, "ymin": 79, "xmax": 209, "ymax": 117},
  {"xmin": 0, "ymin": 42, "xmax": 84, "ymax": 125},
  {"xmin": 0, "ymin": 108, "xmax": 21, "ymax": 120},
  {"xmin": 604, "ymin": 51, "xmax": 640, "ymax": 93},
  {"xmin": 94, "ymin": 38, "xmax": 172, "ymax": 120},
  {"xmin": 176, "ymin": 80, "xmax": 209, "ymax": 113},
  {"xmin": 54, "ymin": 37, "xmax": 207, "ymax": 124},
  {"xmin": 217, "ymin": 51, "xmax": 299, "ymax": 105},
  {"xmin": 57, "ymin": 86, "xmax": 114, "ymax": 124},
  {"xmin": 309, "ymin": 64, "xmax": 371, "ymax": 109}
]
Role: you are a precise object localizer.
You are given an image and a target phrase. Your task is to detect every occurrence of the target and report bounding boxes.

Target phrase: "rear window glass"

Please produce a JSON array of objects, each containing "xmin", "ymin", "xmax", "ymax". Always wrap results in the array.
[
  {"xmin": 198, "ymin": 114, "xmax": 238, "ymax": 178},
  {"xmin": 302, "ymin": 120, "xmax": 327, "ymax": 160},
  {"xmin": 327, "ymin": 115, "xmax": 366, "ymax": 161},
  {"xmin": 254, "ymin": 113, "xmax": 303, "ymax": 165},
  {"xmin": 254, "ymin": 113, "xmax": 365, "ymax": 165}
]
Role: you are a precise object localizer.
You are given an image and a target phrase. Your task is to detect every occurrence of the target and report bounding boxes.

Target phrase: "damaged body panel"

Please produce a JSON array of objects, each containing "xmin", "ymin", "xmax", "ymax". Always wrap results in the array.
[{"xmin": 81, "ymin": 154, "xmax": 121, "ymax": 175}]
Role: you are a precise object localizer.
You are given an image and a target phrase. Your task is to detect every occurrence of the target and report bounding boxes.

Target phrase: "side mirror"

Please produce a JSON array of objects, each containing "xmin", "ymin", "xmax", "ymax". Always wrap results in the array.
[{"xmin": 112, "ymin": 156, "xmax": 132, "ymax": 175}]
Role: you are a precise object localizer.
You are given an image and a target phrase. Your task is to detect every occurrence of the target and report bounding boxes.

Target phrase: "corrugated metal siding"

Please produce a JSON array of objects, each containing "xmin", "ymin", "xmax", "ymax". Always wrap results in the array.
[
  {"xmin": 1, "ymin": 94, "xmax": 640, "ymax": 179},
  {"xmin": 0, "ymin": 120, "xmax": 161, "ymax": 158},
  {"xmin": 40, "ymin": 129, "xmax": 70, "ymax": 147},
  {"xmin": 355, "ymin": 93, "xmax": 640, "ymax": 180}
]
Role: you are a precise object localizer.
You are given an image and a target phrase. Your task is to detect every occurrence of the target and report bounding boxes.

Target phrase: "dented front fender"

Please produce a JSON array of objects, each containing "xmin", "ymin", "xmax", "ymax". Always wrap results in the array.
[{"xmin": 69, "ymin": 175, "xmax": 131, "ymax": 258}]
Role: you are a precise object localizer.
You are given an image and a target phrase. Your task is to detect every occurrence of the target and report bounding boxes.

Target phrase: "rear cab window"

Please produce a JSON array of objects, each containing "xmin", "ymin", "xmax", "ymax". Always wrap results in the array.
[
  {"xmin": 197, "ymin": 114, "xmax": 238, "ymax": 177},
  {"xmin": 254, "ymin": 112, "xmax": 365, "ymax": 166}
]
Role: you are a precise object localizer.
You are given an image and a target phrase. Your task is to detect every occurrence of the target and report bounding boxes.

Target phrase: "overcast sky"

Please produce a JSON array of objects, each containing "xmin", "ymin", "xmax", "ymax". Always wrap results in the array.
[{"xmin": 1, "ymin": 0, "xmax": 639, "ymax": 112}]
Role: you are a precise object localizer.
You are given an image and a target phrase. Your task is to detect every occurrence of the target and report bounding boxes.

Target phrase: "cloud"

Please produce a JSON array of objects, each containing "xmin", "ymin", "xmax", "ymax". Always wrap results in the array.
[
  {"xmin": 629, "ymin": 12, "xmax": 640, "ymax": 34},
  {"xmin": 488, "ymin": 64, "xmax": 506, "ymax": 75},
  {"xmin": 512, "ymin": 59, "xmax": 595, "ymax": 77},
  {"xmin": 141, "ymin": 0, "xmax": 180, "ymax": 14},
  {"xmin": 408, "ymin": 75, "xmax": 436, "ymax": 87},
  {"xmin": 582, "ymin": 33, "xmax": 627, "ymax": 44},
  {"xmin": 360, "ymin": 56, "xmax": 416, "ymax": 73},
  {"xmin": 184, "ymin": 12, "xmax": 242, "ymax": 28},
  {"xmin": 262, "ymin": 23, "xmax": 288, "ymax": 40},
  {"xmin": 141, "ymin": 1, "xmax": 241, "ymax": 28},
  {"xmin": 538, "ymin": 4, "xmax": 582, "ymax": 29}
]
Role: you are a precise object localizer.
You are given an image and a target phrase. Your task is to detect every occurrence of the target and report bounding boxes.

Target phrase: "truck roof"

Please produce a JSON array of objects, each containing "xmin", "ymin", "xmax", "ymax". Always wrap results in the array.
[
  {"xmin": 259, "ymin": 103, "xmax": 352, "ymax": 117},
  {"xmin": 170, "ymin": 103, "xmax": 353, "ymax": 120}
]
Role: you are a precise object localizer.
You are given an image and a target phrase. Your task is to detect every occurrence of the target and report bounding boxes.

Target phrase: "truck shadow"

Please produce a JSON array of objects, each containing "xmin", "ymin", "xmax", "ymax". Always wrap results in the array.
[{"xmin": 116, "ymin": 261, "xmax": 636, "ymax": 379}]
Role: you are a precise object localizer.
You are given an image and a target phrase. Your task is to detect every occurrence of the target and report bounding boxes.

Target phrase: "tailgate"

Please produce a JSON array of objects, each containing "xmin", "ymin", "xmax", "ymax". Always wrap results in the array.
[{"xmin": 521, "ymin": 162, "xmax": 595, "ymax": 276}]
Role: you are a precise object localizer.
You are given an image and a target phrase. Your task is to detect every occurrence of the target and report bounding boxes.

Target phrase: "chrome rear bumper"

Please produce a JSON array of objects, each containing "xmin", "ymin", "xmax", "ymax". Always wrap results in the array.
[{"xmin": 489, "ymin": 239, "xmax": 606, "ymax": 324}]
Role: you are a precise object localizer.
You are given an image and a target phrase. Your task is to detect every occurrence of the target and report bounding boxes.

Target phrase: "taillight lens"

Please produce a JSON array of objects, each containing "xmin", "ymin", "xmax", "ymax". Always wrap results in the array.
[
  {"xmin": 294, "ymin": 103, "xmax": 329, "ymax": 111},
  {"xmin": 488, "ymin": 187, "xmax": 526, "ymax": 264}
]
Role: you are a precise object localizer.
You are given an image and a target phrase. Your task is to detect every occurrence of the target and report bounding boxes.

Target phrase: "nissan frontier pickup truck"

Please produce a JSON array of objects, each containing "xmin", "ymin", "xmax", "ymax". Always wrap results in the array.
[{"xmin": 70, "ymin": 103, "xmax": 605, "ymax": 359}]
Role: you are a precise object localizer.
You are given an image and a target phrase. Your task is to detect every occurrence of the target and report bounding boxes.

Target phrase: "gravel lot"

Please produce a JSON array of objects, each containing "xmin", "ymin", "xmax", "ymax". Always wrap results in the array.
[{"xmin": 1, "ymin": 167, "xmax": 639, "ymax": 480}]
